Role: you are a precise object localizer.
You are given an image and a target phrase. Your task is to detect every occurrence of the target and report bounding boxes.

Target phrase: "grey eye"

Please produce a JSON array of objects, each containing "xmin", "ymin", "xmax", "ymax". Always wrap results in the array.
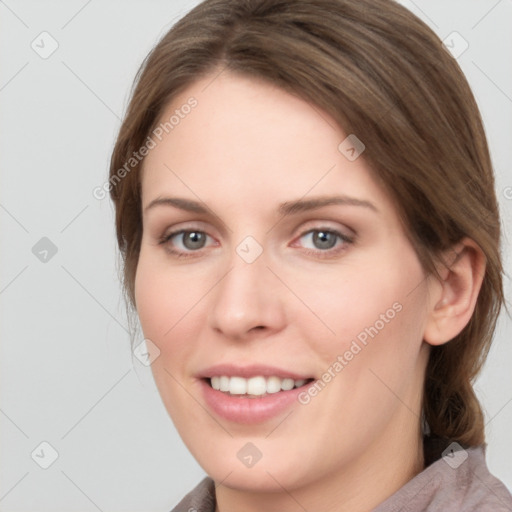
[
  {"xmin": 312, "ymin": 231, "xmax": 338, "ymax": 249},
  {"xmin": 180, "ymin": 231, "xmax": 207, "ymax": 250},
  {"xmin": 300, "ymin": 230, "xmax": 341, "ymax": 250}
]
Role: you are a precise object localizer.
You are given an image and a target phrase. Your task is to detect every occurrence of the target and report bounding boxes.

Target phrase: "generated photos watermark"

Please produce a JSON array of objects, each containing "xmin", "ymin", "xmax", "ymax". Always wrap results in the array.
[
  {"xmin": 298, "ymin": 301, "xmax": 403, "ymax": 405},
  {"xmin": 92, "ymin": 97, "xmax": 198, "ymax": 200}
]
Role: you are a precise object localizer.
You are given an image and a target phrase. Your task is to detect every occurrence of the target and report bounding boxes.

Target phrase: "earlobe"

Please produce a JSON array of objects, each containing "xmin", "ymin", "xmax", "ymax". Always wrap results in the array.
[{"xmin": 423, "ymin": 238, "xmax": 486, "ymax": 346}]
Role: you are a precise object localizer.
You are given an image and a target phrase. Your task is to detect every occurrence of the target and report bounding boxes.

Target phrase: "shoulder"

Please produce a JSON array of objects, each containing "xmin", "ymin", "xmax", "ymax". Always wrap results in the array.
[
  {"xmin": 169, "ymin": 477, "xmax": 216, "ymax": 512},
  {"xmin": 374, "ymin": 443, "xmax": 512, "ymax": 511},
  {"xmin": 455, "ymin": 445, "xmax": 512, "ymax": 511}
]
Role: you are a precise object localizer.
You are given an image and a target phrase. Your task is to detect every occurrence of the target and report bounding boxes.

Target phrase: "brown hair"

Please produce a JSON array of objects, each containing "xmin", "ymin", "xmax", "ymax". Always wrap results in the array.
[{"xmin": 109, "ymin": 0, "xmax": 504, "ymax": 446}]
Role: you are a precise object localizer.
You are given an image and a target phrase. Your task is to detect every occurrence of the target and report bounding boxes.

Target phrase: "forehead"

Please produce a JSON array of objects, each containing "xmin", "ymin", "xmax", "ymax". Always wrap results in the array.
[{"xmin": 140, "ymin": 71, "xmax": 389, "ymax": 214}]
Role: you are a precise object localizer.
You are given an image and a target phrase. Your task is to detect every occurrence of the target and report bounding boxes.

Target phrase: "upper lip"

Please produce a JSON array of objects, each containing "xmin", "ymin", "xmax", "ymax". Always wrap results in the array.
[{"xmin": 197, "ymin": 363, "xmax": 313, "ymax": 380}]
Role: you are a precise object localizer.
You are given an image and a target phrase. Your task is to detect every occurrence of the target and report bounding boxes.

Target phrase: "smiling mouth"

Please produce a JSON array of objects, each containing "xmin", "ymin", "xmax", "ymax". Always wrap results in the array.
[{"xmin": 205, "ymin": 376, "xmax": 315, "ymax": 398}]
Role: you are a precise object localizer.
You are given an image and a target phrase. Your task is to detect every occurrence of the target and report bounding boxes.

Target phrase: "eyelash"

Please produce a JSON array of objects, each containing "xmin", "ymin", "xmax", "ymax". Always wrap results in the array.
[
  {"xmin": 158, "ymin": 229, "xmax": 216, "ymax": 259},
  {"xmin": 158, "ymin": 227, "xmax": 354, "ymax": 259},
  {"xmin": 158, "ymin": 227, "xmax": 355, "ymax": 258},
  {"xmin": 291, "ymin": 229, "xmax": 354, "ymax": 259}
]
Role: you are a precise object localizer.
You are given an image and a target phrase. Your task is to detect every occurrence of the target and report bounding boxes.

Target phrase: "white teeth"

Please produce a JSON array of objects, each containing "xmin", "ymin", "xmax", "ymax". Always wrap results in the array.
[
  {"xmin": 247, "ymin": 376, "xmax": 267, "ymax": 395},
  {"xmin": 211, "ymin": 376, "xmax": 221, "ymax": 390},
  {"xmin": 209, "ymin": 375, "xmax": 309, "ymax": 396},
  {"xmin": 219, "ymin": 375, "xmax": 230, "ymax": 392},
  {"xmin": 229, "ymin": 376, "xmax": 247, "ymax": 395},
  {"xmin": 281, "ymin": 378, "xmax": 294, "ymax": 391},
  {"xmin": 266, "ymin": 376, "xmax": 282, "ymax": 394}
]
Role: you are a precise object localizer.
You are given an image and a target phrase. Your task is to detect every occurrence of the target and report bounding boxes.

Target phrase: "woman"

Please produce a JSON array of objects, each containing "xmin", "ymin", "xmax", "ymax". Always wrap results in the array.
[{"xmin": 109, "ymin": 0, "xmax": 512, "ymax": 510}]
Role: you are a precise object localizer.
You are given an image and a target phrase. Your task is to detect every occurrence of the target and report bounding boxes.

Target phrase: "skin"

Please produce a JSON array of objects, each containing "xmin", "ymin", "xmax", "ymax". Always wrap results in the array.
[{"xmin": 134, "ymin": 70, "xmax": 485, "ymax": 512}]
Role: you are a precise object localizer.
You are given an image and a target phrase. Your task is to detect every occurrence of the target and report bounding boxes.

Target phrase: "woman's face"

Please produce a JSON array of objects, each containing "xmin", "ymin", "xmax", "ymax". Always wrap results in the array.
[{"xmin": 135, "ymin": 71, "xmax": 436, "ymax": 493}]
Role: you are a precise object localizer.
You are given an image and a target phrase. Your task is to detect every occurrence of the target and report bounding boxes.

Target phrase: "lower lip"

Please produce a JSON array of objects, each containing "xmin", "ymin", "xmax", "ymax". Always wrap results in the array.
[{"xmin": 199, "ymin": 379, "xmax": 310, "ymax": 424}]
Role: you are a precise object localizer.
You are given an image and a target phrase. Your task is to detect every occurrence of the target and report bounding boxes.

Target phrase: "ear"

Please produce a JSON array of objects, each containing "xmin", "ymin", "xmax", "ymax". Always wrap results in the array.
[{"xmin": 423, "ymin": 238, "xmax": 486, "ymax": 346}]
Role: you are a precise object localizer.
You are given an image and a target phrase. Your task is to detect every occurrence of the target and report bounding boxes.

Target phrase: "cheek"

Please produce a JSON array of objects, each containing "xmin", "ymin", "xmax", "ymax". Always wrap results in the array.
[
  {"xmin": 134, "ymin": 249, "xmax": 211, "ymax": 423},
  {"xmin": 309, "ymin": 254, "xmax": 428, "ymax": 414},
  {"xmin": 135, "ymin": 245, "xmax": 202, "ymax": 335},
  {"xmin": 285, "ymin": 247, "xmax": 427, "ymax": 366},
  {"xmin": 286, "ymin": 260, "xmax": 428, "ymax": 460},
  {"xmin": 134, "ymin": 248, "xmax": 206, "ymax": 365}
]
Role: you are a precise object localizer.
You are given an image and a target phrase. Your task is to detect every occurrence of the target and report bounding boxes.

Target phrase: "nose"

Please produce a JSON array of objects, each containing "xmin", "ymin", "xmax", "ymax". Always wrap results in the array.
[{"xmin": 207, "ymin": 248, "xmax": 287, "ymax": 341}]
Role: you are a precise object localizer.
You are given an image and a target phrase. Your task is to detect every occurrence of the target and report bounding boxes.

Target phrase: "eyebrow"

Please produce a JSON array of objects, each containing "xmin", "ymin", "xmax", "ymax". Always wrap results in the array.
[
  {"xmin": 143, "ymin": 195, "xmax": 378, "ymax": 215},
  {"xmin": 144, "ymin": 197, "xmax": 208, "ymax": 214},
  {"xmin": 278, "ymin": 195, "xmax": 378, "ymax": 215}
]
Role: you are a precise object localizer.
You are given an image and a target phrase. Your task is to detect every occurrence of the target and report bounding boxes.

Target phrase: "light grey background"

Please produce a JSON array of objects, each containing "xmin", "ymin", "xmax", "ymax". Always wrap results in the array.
[{"xmin": 1, "ymin": 1, "xmax": 511, "ymax": 511}]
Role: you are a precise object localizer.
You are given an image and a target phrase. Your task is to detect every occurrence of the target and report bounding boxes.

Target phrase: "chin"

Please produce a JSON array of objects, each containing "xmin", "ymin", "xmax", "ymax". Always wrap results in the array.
[
  {"xmin": 210, "ymin": 464, "xmax": 303, "ymax": 492},
  {"xmin": 193, "ymin": 441, "xmax": 316, "ymax": 493}
]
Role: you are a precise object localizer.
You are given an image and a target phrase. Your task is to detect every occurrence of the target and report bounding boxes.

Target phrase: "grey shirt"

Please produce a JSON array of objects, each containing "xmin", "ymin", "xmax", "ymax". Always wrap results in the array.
[{"xmin": 170, "ymin": 441, "xmax": 512, "ymax": 511}]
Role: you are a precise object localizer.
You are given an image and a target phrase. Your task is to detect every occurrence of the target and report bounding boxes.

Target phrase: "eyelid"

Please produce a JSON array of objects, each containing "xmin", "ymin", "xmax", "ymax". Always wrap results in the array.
[
  {"xmin": 158, "ymin": 229, "xmax": 218, "ymax": 259},
  {"xmin": 158, "ymin": 220, "xmax": 217, "ymax": 239},
  {"xmin": 291, "ymin": 227, "xmax": 354, "ymax": 246},
  {"xmin": 288, "ymin": 224, "xmax": 356, "ymax": 258},
  {"xmin": 157, "ymin": 221, "xmax": 355, "ymax": 258},
  {"xmin": 159, "ymin": 227, "xmax": 217, "ymax": 245},
  {"xmin": 291, "ymin": 219, "xmax": 355, "ymax": 240}
]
